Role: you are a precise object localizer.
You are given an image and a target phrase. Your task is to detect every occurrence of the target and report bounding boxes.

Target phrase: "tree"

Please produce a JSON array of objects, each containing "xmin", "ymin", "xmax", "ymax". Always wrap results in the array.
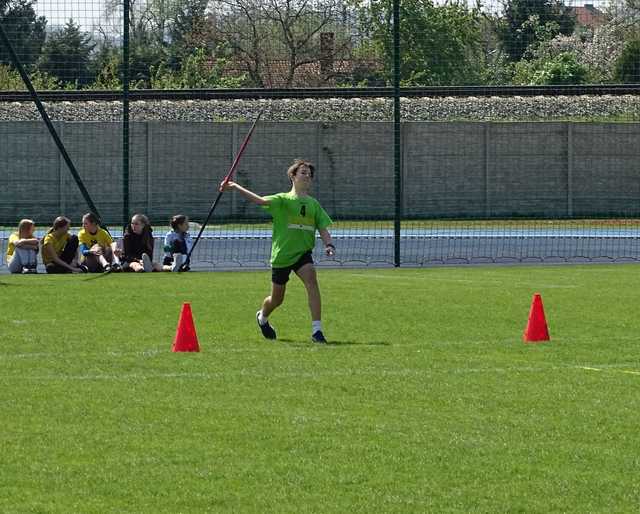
[
  {"xmin": 101, "ymin": 0, "xmax": 216, "ymax": 86},
  {"xmin": 496, "ymin": 0, "xmax": 575, "ymax": 62},
  {"xmin": 166, "ymin": 0, "xmax": 211, "ymax": 68},
  {"xmin": 363, "ymin": 0, "xmax": 485, "ymax": 86},
  {"xmin": 614, "ymin": 38, "xmax": 640, "ymax": 83},
  {"xmin": 0, "ymin": 0, "xmax": 47, "ymax": 67},
  {"xmin": 37, "ymin": 19, "xmax": 95, "ymax": 86},
  {"xmin": 211, "ymin": 0, "xmax": 356, "ymax": 87}
]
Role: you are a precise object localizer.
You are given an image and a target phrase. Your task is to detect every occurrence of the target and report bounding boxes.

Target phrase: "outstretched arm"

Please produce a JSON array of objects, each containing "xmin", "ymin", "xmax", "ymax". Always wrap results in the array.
[{"xmin": 221, "ymin": 181, "xmax": 270, "ymax": 206}]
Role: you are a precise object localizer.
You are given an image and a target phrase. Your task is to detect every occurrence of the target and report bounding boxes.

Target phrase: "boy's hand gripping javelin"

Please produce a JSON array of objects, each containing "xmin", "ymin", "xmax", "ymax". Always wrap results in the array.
[{"xmin": 179, "ymin": 110, "xmax": 263, "ymax": 272}]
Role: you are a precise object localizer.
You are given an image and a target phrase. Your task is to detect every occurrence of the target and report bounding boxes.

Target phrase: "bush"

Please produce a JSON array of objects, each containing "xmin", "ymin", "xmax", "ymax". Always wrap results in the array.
[
  {"xmin": 0, "ymin": 64, "xmax": 65, "ymax": 90},
  {"xmin": 513, "ymin": 52, "xmax": 588, "ymax": 85},
  {"xmin": 150, "ymin": 48, "xmax": 246, "ymax": 89}
]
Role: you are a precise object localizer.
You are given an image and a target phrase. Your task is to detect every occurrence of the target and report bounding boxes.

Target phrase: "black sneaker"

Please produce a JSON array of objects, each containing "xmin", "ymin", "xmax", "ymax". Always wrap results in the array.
[
  {"xmin": 111, "ymin": 263, "xmax": 123, "ymax": 272},
  {"xmin": 103, "ymin": 264, "xmax": 112, "ymax": 273},
  {"xmin": 311, "ymin": 331, "xmax": 327, "ymax": 344},
  {"xmin": 256, "ymin": 311, "xmax": 277, "ymax": 340}
]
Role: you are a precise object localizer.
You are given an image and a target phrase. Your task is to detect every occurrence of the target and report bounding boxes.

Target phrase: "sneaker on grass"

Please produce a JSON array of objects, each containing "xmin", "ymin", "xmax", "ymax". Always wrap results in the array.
[
  {"xmin": 256, "ymin": 311, "xmax": 277, "ymax": 340},
  {"xmin": 311, "ymin": 331, "xmax": 327, "ymax": 344}
]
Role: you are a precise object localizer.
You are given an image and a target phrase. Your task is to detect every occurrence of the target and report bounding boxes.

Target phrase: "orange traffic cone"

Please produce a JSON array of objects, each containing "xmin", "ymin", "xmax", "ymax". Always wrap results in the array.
[
  {"xmin": 172, "ymin": 302, "xmax": 200, "ymax": 352},
  {"xmin": 523, "ymin": 293, "xmax": 550, "ymax": 343}
]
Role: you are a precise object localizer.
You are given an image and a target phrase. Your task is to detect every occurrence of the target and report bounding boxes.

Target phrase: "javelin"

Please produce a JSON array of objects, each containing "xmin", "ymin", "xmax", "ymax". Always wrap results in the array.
[{"xmin": 179, "ymin": 110, "xmax": 263, "ymax": 271}]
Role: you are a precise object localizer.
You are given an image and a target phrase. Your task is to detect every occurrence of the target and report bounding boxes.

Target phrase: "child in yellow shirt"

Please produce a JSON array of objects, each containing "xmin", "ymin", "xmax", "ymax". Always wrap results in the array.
[
  {"xmin": 6, "ymin": 219, "xmax": 39, "ymax": 274},
  {"xmin": 78, "ymin": 212, "xmax": 122, "ymax": 273}
]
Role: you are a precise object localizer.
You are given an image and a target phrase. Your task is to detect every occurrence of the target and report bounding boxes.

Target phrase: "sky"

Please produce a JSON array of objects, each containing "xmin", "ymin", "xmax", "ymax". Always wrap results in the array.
[
  {"xmin": 36, "ymin": 0, "xmax": 112, "ymax": 30},
  {"xmin": 35, "ymin": 0, "xmax": 612, "ymax": 31}
]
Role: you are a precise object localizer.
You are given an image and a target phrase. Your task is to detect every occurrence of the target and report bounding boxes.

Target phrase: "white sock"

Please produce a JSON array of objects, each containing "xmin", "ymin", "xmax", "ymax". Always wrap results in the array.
[
  {"xmin": 258, "ymin": 310, "xmax": 268, "ymax": 325},
  {"xmin": 312, "ymin": 320, "xmax": 322, "ymax": 334}
]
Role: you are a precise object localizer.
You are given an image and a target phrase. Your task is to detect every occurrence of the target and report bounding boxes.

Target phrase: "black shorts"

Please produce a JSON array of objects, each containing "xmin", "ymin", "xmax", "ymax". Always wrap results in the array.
[{"xmin": 271, "ymin": 251, "xmax": 314, "ymax": 285}]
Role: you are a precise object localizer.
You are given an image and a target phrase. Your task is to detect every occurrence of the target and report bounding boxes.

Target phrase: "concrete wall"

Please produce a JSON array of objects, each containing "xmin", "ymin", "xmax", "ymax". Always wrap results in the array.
[{"xmin": 1, "ymin": 121, "xmax": 638, "ymax": 224}]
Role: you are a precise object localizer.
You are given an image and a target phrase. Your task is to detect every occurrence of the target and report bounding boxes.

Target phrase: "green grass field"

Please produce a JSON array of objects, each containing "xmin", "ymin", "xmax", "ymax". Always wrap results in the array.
[{"xmin": 1, "ymin": 265, "xmax": 640, "ymax": 513}]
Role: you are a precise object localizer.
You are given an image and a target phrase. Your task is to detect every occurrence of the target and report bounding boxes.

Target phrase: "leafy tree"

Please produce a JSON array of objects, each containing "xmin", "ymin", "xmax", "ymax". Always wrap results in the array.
[
  {"xmin": 363, "ymin": 0, "xmax": 485, "ymax": 86},
  {"xmin": 166, "ymin": 0, "xmax": 210, "ymax": 69},
  {"xmin": 37, "ymin": 19, "xmax": 95, "ymax": 86},
  {"xmin": 0, "ymin": 0, "xmax": 47, "ymax": 67},
  {"xmin": 496, "ymin": 0, "xmax": 575, "ymax": 62},
  {"xmin": 88, "ymin": 42, "xmax": 122, "ymax": 89},
  {"xmin": 614, "ymin": 38, "xmax": 640, "ymax": 83}
]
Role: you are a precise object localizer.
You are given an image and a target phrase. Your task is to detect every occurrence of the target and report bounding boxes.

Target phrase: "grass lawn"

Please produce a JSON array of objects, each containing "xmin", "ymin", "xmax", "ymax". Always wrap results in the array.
[{"xmin": 1, "ymin": 265, "xmax": 639, "ymax": 513}]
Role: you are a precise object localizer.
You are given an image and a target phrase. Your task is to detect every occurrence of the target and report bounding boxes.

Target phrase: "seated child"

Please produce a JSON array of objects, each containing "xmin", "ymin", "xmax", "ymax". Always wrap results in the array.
[
  {"xmin": 122, "ymin": 213, "xmax": 162, "ymax": 272},
  {"xmin": 7, "ymin": 219, "xmax": 39, "ymax": 274},
  {"xmin": 163, "ymin": 214, "xmax": 193, "ymax": 272},
  {"xmin": 78, "ymin": 212, "xmax": 122, "ymax": 273},
  {"xmin": 42, "ymin": 216, "xmax": 85, "ymax": 274}
]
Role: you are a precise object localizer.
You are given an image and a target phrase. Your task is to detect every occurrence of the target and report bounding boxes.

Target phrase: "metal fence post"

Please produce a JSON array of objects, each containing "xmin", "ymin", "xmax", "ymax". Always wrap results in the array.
[
  {"xmin": 484, "ymin": 122, "xmax": 491, "ymax": 217},
  {"xmin": 567, "ymin": 122, "xmax": 574, "ymax": 217},
  {"xmin": 393, "ymin": 0, "xmax": 402, "ymax": 267},
  {"xmin": 122, "ymin": 0, "xmax": 131, "ymax": 228}
]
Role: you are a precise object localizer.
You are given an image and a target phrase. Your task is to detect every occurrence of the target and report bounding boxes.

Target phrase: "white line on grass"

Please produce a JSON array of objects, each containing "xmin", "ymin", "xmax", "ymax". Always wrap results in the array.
[
  {"xmin": 577, "ymin": 365, "xmax": 640, "ymax": 376},
  {"xmin": 3, "ymin": 363, "xmax": 640, "ymax": 382}
]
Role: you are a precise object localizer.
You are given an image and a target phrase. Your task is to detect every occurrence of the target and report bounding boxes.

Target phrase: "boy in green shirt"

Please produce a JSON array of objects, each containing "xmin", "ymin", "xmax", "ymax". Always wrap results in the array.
[{"xmin": 221, "ymin": 159, "xmax": 335, "ymax": 343}]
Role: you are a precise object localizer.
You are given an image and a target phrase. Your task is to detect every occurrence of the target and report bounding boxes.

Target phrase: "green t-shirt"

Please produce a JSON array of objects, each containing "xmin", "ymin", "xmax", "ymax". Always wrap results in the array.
[{"xmin": 262, "ymin": 191, "xmax": 332, "ymax": 268}]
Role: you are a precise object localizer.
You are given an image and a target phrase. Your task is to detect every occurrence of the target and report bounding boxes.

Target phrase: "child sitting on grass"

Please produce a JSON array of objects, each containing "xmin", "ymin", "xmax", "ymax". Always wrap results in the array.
[
  {"xmin": 42, "ymin": 216, "xmax": 85, "ymax": 274},
  {"xmin": 122, "ymin": 213, "xmax": 163, "ymax": 272},
  {"xmin": 163, "ymin": 214, "xmax": 193, "ymax": 272},
  {"xmin": 7, "ymin": 219, "xmax": 39, "ymax": 274},
  {"xmin": 78, "ymin": 212, "xmax": 122, "ymax": 273}
]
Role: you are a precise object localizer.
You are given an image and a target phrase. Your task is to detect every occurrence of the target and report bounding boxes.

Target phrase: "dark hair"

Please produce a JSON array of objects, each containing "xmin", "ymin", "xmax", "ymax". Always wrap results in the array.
[
  {"xmin": 49, "ymin": 216, "xmax": 70, "ymax": 233},
  {"xmin": 287, "ymin": 159, "xmax": 315, "ymax": 182},
  {"xmin": 124, "ymin": 214, "xmax": 154, "ymax": 258},
  {"xmin": 43, "ymin": 216, "xmax": 71, "ymax": 244},
  {"xmin": 82, "ymin": 212, "xmax": 100, "ymax": 226},
  {"xmin": 171, "ymin": 214, "xmax": 188, "ymax": 231},
  {"xmin": 125, "ymin": 214, "xmax": 152, "ymax": 236}
]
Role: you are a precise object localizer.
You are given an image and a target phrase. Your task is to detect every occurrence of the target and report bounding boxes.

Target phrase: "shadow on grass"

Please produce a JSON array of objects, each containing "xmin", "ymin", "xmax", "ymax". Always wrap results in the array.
[
  {"xmin": 326, "ymin": 340, "xmax": 390, "ymax": 346},
  {"xmin": 278, "ymin": 338, "xmax": 389, "ymax": 347}
]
